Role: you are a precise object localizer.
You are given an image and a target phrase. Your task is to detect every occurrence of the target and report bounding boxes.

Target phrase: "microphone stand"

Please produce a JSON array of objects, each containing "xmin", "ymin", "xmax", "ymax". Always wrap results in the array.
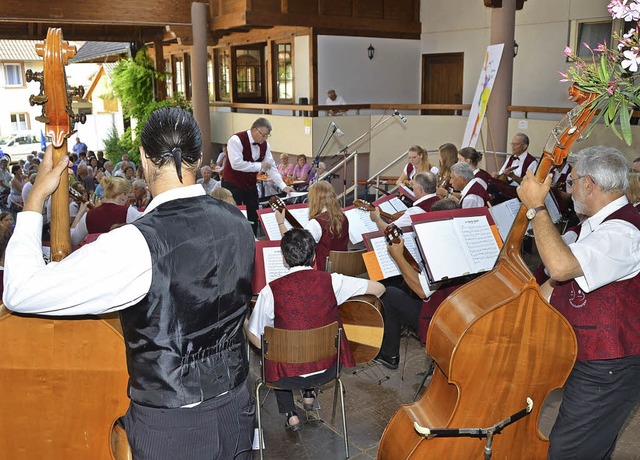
[
  {"xmin": 312, "ymin": 122, "xmax": 337, "ymax": 168},
  {"xmin": 327, "ymin": 111, "xmax": 403, "ymax": 205}
]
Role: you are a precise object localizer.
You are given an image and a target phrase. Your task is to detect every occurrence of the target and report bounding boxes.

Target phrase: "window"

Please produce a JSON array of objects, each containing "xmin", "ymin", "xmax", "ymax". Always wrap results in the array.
[
  {"xmin": 569, "ymin": 18, "xmax": 634, "ymax": 58},
  {"xmin": 174, "ymin": 57, "xmax": 185, "ymax": 96},
  {"xmin": 165, "ymin": 59, "xmax": 173, "ymax": 98},
  {"xmin": 234, "ymin": 45, "xmax": 265, "ymax": 102},
  {"xmin": 4, "ymin": 63, "xmax": 23, "ymax": 87},
  {"xmin": 207, "ymin": 55, "xmax": 215, "ymax": 99},
  {"xmin": 10, "ymin": 113, "xmax": 28, "ymax": 131},
  {"xmin": 214, "ymin": 48, "xmax": 231, "ymax": 101},
  {"xmin": 274, "ymin": 42, "xmax": 293, "ymax": 102}
]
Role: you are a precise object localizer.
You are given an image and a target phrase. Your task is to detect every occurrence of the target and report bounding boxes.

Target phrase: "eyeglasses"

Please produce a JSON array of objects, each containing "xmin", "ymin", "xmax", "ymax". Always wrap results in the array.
[
  {"xmin": 566, "ymin": 175, "xmax": 585, "ymax": 188},
  {"xmin": 257, "ymin": 129, "xmax": 271, "ymax": 139}
]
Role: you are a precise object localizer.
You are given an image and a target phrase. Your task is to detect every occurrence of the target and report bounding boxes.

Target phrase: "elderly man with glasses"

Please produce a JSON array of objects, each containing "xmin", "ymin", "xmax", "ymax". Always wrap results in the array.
[{"xmin": 223, "ymin": 117, "xmax": 293, "ymax": 233}]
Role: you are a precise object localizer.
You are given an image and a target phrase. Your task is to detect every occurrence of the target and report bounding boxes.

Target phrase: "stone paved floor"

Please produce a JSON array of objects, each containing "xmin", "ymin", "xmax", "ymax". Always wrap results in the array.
[{"xmin": 249, "ymin": 336, "xmax": 640, "ymax": 459}]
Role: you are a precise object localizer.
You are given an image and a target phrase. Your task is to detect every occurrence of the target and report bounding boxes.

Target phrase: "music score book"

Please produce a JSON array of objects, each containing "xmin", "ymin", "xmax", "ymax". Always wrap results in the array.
[
  {"xmin": 361, "ymin": 227, "xmax": 423, "ymax": 281},
  {"xmin": 252, "ymin": 240, "xmax": 288, "ymax": 294},
  {"xmin": 373, "ymin": 194, "xmax": 408, "ymax": 215},
  {"xmin": 257, "ymin": 203, "xmax": 310, "ymax": 240},
  {"xmin": 411, "ymin": 208, "xmax": 502, "ymax": 285},
  {"xmin": 489, "ymin": 192, "xmax": 562, "ymax": 241},
  {"xmin": 343, "ymin": 207, "xmax": 379, "ymax": 245}
]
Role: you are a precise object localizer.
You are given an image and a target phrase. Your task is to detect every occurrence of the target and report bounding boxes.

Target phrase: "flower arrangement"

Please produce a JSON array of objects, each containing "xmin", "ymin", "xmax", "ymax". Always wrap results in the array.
[{"xmin": 560, "ymin": 0, "xmax": 640, "ymax": 145}]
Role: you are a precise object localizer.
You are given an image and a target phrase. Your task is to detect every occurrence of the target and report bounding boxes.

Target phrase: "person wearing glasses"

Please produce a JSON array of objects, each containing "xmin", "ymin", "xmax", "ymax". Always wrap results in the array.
[
  {"xmin": 489, "ymin": 133, "xmax": 538, "ymax": 204},
  {"xmin": 223, "ymin": 118, "xmax": 294, "ymax": 233}
]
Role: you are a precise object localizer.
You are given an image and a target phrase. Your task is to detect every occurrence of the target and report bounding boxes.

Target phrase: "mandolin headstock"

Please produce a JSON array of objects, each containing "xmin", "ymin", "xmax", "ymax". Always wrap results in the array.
[
  {"xmin": 268, "ymin": 196, "xmax": 286, "ymax": 213},
  {"xmin": 353, "ymin": 199, "xmax": 375, "ymax": 212},
  {"xmin": 384, "ymin": 223, "xmax": 403, "ymax": 245}
]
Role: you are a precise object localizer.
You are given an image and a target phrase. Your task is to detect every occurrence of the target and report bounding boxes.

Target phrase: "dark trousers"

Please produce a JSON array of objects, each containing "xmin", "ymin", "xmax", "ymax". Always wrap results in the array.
[
  {"xmin": 379, "ymin": 286, "xmax": 422, "ymax": 358},
  {"xmin": 271, "ymin": 365, "xmax": 337, "ymax": 414},
  {"xmin": 222, "ymin": 180, "xmax": 259, "ymax": 233},
  {"xmin": 548, "ymin": 354, "xmax": 640, "ymax": 460},
  {"xmin": 122, "ymin": 380, "xmax": 255, "ymax": 460}
]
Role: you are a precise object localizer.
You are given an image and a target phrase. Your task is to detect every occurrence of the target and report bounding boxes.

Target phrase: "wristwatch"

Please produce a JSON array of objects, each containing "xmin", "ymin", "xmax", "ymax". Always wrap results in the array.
[{"xmin": 526, "ymin": 206, "xmax": 547, "ymax": 220}]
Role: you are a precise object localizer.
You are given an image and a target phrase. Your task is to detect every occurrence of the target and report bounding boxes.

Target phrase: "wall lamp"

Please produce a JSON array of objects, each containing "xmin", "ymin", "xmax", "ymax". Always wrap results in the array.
[{"xmin": 368, "ymin": 44, "xmax": 375, "ymax": 60}]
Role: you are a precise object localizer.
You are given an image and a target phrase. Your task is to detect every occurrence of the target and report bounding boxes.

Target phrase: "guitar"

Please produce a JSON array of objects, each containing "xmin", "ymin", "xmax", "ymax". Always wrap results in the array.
[
  {"xmin": 268, "ymin": 196, "xmax": 303, "ymax": 229},
  {"xmin": 384, "ymin": 223, "xmax": 421, "ymax": 273},
  {"xmin": 353, "ymin": 199, "xmax": 404, "ymax": 221},
  {"xmin": 338, "ymin": 295, "xmax": 384, "ymax": 364}
]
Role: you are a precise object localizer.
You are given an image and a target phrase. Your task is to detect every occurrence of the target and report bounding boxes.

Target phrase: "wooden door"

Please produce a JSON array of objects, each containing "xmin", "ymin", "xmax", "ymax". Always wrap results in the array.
[{"xmin": 422, "ymin": 53, "xmax": 463, "ymax": 115}]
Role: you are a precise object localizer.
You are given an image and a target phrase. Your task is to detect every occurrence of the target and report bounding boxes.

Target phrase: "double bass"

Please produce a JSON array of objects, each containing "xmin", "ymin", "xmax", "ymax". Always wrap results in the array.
[
  {"xmin": 0, "ymin": 29, "xmax": 130, "ymax": 459},
  {"xmin": 378, "ymin": 86, "xmax": 597, "ymax": 459}
]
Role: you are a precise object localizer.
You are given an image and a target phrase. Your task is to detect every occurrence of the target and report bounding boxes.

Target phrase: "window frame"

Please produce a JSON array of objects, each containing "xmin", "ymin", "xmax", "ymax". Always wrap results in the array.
[
  {"xmin": 568, "ymin": 17, "xmax": 631, "ymax": 60},
  {"xmin": 232, "ymin": 44, "xmax": 266, "ymax": 103},
  {"xmin": 10, "ymin": 113, "xmax": 30, "ymax": 131},
  {"xmin": 3, "ymin": 63, "xmax": 24, "ymax": 87},
  {"xmin": 214, "ymin": 47, "xmax": 231, "ymax": 102},
  {"xmin": 273, "ymin": 40, "xmax": 294, "ymax": 103}
]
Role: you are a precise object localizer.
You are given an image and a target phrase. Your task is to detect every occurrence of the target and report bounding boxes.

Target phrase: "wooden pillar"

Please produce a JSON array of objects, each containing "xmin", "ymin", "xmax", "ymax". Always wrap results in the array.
[
  {"xmin": 191, "ymin": 2, "xmax": 213, "ymax": 167},
  {"xmin": 153, "ymin": 39, "xmax": 167, "ymax": 102},
  {"xmin": 486, "ymin": 0, "xmax": 517, "ymax": 172}
]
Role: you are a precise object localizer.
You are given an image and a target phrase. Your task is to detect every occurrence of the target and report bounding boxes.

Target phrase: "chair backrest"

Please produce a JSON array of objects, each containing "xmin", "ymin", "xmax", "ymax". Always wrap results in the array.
[
  {"xmin": 262, "ymin": 321, "xmax": 340, "ymax": 365},
  {"xmin": 326, "ymin": 249, "xmax": 367, "ymax": 277}
]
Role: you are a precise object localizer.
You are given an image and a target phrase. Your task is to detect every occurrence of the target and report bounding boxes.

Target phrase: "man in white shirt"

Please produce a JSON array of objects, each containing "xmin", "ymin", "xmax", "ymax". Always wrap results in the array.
[
  {"xmin": 326, "ymin": 88, "xmax": 347, "ymax": 116},
  {"xmin": 450, "ymin": 162, "xmax": 490, "ymax": 209},
  {"xmin": 4, "ymin": 107, "xmax": 256, "ymax": 460},
  {"xmin": 518, "ymin": 146, "xmax": 640, "ymax": 460},
  {"xmin": 222, "ymin": 117, "xmax": 293, "ymax": 233}
]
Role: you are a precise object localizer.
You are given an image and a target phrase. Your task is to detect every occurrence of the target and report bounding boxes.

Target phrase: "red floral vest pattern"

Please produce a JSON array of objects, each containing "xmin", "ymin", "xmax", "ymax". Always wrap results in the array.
[
  {"xmin": 222, "ymin": 131, "xmax": 266, "ymax": 189},
  {"xmin": 265, "ymin": 270, "xmax": 356, "ymax": 382},
  {"xmin": 313, "ymin": 212, "xmax": 349, "ymax": 272},
  {"xmin": 550, "ymin": 203, "xmax": 640, "ymax": 361}
]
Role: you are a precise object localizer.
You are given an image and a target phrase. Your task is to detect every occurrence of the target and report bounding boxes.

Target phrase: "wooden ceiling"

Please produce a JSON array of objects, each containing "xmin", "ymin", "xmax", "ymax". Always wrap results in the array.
[{"xmin": 0, "ymin": 0, "xmax": 421, "ymax": 45}]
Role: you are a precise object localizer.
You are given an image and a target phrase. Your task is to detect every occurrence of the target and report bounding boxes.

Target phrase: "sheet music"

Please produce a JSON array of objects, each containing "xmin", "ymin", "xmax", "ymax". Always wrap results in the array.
[
  {"xmin": 260, "ymin": 208, "xmax": 310, "ymax": 241},
  {"xmin": 489, "ymin": 198, "xmax": 521, "ymax": 241},
  {"xmin": 239, "ymin": 209, "xmax": 248, "ymax": 220},
  {"xmin": 344, "ymin": 208, "xmax": 379, "ymax": 244},
  {"xmin": 544, "ymin": 191, "xmax": 562, "ymax": 224},
  {"xmin": 388, "ymin": 197, "xmax": 408, "ymax": 213},
  {"xmin": 284, "ymin": 192, "xmax": 308, "ymax": 200},
  {"xmin": 413, "ymin": 220, "xmax": 470, "ymax": 281},
  {"xmin": 289, "ymin": 208, "xmax": 310, "ymax": 227},
  {"xmin": 371, "ymin": 237, "xmax": 402, "ymax": 278},
  {"xmin": 452, "ymin": 216, "xmax": 500, "ymax": 273},
  {"xmin": 403, "ymin": 232, "xmax": 423, "ymax": 272},
  {"xmin": 263, "ymin": 246, "xmax": 288, "ymax": 284},
  {"xmin": 378, "ymin": 201, "xmax": 398, "ymax": 216},
  {"xmin": 400, "ymin": 185, "xmax": 415, "ymax": 199}
]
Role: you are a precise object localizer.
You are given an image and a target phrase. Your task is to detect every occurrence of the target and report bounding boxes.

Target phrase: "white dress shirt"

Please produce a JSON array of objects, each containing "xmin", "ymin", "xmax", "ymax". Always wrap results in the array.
[
  {"xmin": 568, "ymin": 196, "xmax": 640, "ymax": 293},
  {"xmin": 3, "ymin": 185, "xmax": 207, "ymax": 316},
  {"xmin": 392, "ymin": 193, "xmax": 438, "ymax": 228},
  {"xmin": 226, "ymin": 130, "xmax": 287, "ymax": 190},
  {"xmin": 498, "ymin": 151, "xmax": 538, "ymax": 185}
]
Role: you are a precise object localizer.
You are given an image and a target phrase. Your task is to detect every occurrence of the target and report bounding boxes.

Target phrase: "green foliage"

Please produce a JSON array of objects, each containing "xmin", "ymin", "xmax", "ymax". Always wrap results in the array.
[{"xmin": 103, "ymin": 46, "xmax": 192, "ymax": 160}]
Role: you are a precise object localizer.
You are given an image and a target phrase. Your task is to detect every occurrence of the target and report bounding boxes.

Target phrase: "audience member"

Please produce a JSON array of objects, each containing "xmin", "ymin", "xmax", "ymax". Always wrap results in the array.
[
  {"xmin": 325, "ymin": 89, "xmax": 347, "ymax": 116},
  {"xmin": 72, "ymin": 137, "xmax": 88, "ymax": 156},
  {"xmin": 131, "ymin": 179, "xmax": 150, "ymax": 211},
  {"xmin": 197, "ymin": 165, "xmax": 219, "ymax": 194}
]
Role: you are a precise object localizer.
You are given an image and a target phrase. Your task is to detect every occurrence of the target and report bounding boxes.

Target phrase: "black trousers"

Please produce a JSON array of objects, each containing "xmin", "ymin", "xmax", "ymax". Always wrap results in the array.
[
  {"xmin": 379, "ymin": 286, "xmax": 422, "ymax": 358},
  {"xmin": 271, "ymin": 365, "xmax": 337, "ymax": 414},
  {"xmin": 222, "ymin": 180, "xmax": 259, "ymax": 233},
  {"xmin": 548, "ymin": 354, "xmax": 640, "ymax": 460},
  {"xmin": 122, "ymin": 380, "xmax": 255, "ymax": 460}
]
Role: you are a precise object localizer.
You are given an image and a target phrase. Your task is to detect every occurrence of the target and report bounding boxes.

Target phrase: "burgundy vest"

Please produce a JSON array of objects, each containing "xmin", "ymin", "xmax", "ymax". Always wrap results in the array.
[
  {"xmin": 475, "ymin": 169, "xmax": 493, "ymax": 188},
  {"xmin": 222, "ymin": 131, "xmax": 267, "ymax": 189},
  {"xmin": 406, "ymin": 162, "xmax": 415, "ymax": 180},
  {"xmin": 550, "ymin": 203, "xmax": 640, "ymax": 361},
  {"xmin": 265, "ymin": 270, "xmax": 355, "ymax": 382},
  {"xmin": 314, "ymin": 212, "xmax": 349, "ymax": 272},
  {"xmin": 415, "ymin": 195, "xmax": 440, "ymax": 212},
  {"xmin": 418, "ymin": 279, "xmax": 467, "ymax": 341},
  {"xmin": 461, "ymin": 180, "xmax": 490, "ymax": 208},
  {"xmin": 504, "ymin": 153, "xmax": 536, "ymax": 178},
  {"xmin": 86, "ymin": 203, "xmax": 129, "ymax": 234}
]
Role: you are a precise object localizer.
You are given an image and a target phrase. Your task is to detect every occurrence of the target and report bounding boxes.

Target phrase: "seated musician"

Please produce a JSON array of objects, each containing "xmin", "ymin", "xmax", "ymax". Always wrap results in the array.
[
  {"xmin": 435, "ymin": 143, "xmax": 459, "ymax": 198},
  {"xmin": 276, "ymin": 181, "xmax": 348, "ymax": 272},
  {"xmin": 374, "ymin": 198, "xmax": 463, "ymax": 370},
  {"xmin": 245, "ymin": 228, "xmax": 385, "ymax": 431},
  {"xmin": 549, "ymin": 158, "xmax": 573, "ymax": 216},
  {"xmin": 489, "ymin": 133, "xmax": 538, "ymax": 203},
  {"xmin": 628, "ymin": 172, "xmax": 640, "ymax": 208},
  {"xmin": 70, "ymin": 176, "xmax": 143, "ymax": 245},
  {"xmin": 395, "ymin": 145, "xmax": 432, "ymax": 187},
  {"xmin": 450, "ymin": 162, "xmax": 490, "ymax": 209},
  {"xmin": 370, "ymin": 172, "xmax": 440, "ymax": 231},
  {"xmin": 518, "ymin": 146, "xmax": 640, "ymax": 460},
  {"xmin": 458, "ymin": 147, "xmax": 492, "ymax": 189}
]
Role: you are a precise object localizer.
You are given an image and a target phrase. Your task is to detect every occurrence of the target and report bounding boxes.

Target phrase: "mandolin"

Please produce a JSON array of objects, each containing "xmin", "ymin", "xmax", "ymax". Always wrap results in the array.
[
  {"xmin": 384, "ymin": 223, "xmax": 421, "ymax": 273},
  {"xmin": 353, "ymin": 198, "xmax": 404, "ymax": 221},
  {"xmin": 378, "ymin": 85, "xmax": 597, "ymax": 459},
  {"xmin": 269, "ymin": 195, "xmax": 303, "ymax": 229}
]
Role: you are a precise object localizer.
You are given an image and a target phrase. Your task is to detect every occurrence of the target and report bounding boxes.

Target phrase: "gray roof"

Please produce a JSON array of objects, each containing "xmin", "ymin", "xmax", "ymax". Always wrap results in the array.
[
  {"xmin": 0, "ymin": 40, "xmax": 41, "ymax": 61},
  {"xmin": 71, "ymin": 42, "xmax": 131, "ymax": 63}
]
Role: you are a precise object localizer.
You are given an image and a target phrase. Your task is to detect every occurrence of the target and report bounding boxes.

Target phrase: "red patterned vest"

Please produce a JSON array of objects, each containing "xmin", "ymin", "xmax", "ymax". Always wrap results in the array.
[
  {"xmin": 550, "ymin": 203, "xmax": 640, "ymax": 361},
  {"xmin": 222, "ymin": 131, "xmax": 267, "ymax": 189},
  {"xmin": 265, "ymin": 270, "xmax": 356, "ymax": 382},
  {"xmin": 313, "ymin": 212, "xmax": 349, "ymax": 272},
  {"xmin": 86, "ymin": 203, "xmax": 129, "ymax": 234},
  {"xmin": 460, "ymin": 180, "xmax": 490, "ymax": 208},
  {"xmin": 418, "ymin": 278, "xmax": 467, "ymax": 341},
  {"xmin": 415, "ymin": 195, "xmax": 440, "ymax": 212}
]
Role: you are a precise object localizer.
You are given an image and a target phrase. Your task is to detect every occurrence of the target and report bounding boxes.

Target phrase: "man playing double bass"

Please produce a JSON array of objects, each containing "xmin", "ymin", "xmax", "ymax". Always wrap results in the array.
[{"xmin": 518, "ymin": 146, "xmax": 640, "ymax": 460}]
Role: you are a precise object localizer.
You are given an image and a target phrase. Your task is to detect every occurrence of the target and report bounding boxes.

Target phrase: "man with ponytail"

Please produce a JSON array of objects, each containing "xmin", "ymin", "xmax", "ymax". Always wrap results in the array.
[{"xmin": 4, "ymin": 107, "xmax": 256, "ymax": 460}]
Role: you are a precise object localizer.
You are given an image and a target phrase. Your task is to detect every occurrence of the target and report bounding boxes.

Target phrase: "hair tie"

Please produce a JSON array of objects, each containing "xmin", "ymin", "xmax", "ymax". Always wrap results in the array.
[{"xmin": 171, "ymin": 147, "xmax": 183, "ymax": 181}]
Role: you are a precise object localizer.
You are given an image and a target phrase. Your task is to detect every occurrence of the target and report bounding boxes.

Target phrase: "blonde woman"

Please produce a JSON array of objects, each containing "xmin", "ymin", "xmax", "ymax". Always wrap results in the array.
[
  {"xmin": 70, "ymin": 176, "xmax": 143, "ymax": 245},
  {"xmin": 395, "ymin": 145, "xmax": 432, "ymax": 187},
  {"xmin": 436, "ymin": 142, "xmax": 459, "ymax": 198},
  {"xmin": 211, "ymin": 186, "xmax": 236, "ymax": 206},
  {"xmin": 275, "ymin": 181, "xmax": 349, "ymax": 271}
]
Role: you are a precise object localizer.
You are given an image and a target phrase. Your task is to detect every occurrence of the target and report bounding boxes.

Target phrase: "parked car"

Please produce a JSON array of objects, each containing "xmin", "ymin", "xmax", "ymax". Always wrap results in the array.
[{"xmin": 0, "ymin": 132, "xmax": 45, "ymax": 164}]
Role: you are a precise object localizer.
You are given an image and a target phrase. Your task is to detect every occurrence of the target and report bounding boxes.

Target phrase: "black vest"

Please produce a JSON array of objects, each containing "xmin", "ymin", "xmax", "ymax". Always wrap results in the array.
[{"xmin": 122, "ymin": 194, "xmax": 255, "ymax": 408}]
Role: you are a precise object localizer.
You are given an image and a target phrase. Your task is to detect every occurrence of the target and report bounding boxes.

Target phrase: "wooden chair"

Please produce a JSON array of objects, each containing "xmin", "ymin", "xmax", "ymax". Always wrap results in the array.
[
  {"xmin": 255, "ymin": 322, "xmax": 349, "ymax": 459},
  {"xmin": 326, "ymin": 249, "xmax": 367, "ymax": 277}
]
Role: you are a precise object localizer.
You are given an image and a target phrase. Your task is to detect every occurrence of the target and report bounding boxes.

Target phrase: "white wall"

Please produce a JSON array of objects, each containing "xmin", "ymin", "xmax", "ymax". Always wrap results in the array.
[
  {"xmin": 294, "ymin": 35, "xmax": 311, "ymax": 103},
  {"xmin": 0, "ymin": 60, "xmax": 46, "ymax": 138},
  {"xmin": 317, "ymin": 35, "xmax": 421, "ymax": 104}
]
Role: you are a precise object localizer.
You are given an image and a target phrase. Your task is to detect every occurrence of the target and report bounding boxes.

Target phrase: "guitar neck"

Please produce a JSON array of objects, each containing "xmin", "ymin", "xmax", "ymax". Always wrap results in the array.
[
  {"xmin": 284, "ymin": 209, "xmax": 303, "ymax": 229},
  {"xmin": 50, "ymin": 144, "xmax": 71, "ymax": 261},
  {"xmin": 403, "ymin": 247, "xmax": 421, "ymax": 273}
]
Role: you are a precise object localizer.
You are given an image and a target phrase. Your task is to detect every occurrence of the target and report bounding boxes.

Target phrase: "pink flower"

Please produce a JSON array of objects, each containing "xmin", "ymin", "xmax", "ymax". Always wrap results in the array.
[
  {"xmin": 582, "ymin": 41, "xmax": 593, "ymax": 51},
  {"xmin": 607, "ymin": 81, "xmax": 618, "ymax": 95},
  {"xmin": 563, "ymin": 46, "xmax": 573, "ymax": 57},
  {"xmin": 558, "ymin": 71, "xmax": 569, "ymax": 82},
  {"xmin": 595, "ymin": 42, "xmax": 607, "ymax": 52}
]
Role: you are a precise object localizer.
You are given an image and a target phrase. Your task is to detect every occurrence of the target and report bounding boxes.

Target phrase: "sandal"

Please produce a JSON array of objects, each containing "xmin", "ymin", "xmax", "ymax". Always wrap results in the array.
[
  {"xmin": 285, "ymin": 412, "xmax": 303, "ymax": 432},
  {"xmin": 302, "ymin": 390, "xmax": 316, "ymax": 411}
]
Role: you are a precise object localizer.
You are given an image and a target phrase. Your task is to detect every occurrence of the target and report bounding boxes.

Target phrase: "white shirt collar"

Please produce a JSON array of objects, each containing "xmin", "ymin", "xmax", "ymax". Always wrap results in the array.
[
  {"xmin": 580, "ymin": 196, "xmax": 629, "ymax": 236},
  {"xmin": 143, "ymin": 184, "xmax": 206, "ymax": 215},
  {"xmin": 287, "ymin": 265, "xmax": 314, "ymax": 273},
  {"xmin": 247, "ymin": 129, "xmax": 259, "ymax": 145}
]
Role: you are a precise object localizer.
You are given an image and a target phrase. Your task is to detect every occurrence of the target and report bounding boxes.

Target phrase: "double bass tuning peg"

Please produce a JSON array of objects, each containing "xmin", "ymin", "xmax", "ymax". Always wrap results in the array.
[
  {"xmin": 25, "ymin": 69, "xmax": 44, "ymax": 83},
  {"xmin": 71, "ymin": 112, "xmax": 87, "ymax": 125},
  {"xmin": 68, "ymin": 85, "xmax": 85, "ymax": 98},
  {"xmin": 29, "ymin": 94, "xmax": 48, "ymax": 106}
]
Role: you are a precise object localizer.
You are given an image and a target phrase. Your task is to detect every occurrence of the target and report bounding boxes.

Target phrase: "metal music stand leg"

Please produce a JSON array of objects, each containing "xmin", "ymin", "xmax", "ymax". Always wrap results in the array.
[{"xmin": 352, "ymin": 361, "xmax": 390, "ymax": 385}]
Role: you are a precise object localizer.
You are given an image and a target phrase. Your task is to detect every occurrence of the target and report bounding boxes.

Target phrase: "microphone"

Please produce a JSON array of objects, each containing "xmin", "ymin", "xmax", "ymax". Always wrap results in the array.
[
  {"xmin": 393, "ymin": 109, "xmax": 407, "ymax": 123},
  {"xmin": 331, "ymin": 122, "xmax": 345, "ymax": 138}
]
